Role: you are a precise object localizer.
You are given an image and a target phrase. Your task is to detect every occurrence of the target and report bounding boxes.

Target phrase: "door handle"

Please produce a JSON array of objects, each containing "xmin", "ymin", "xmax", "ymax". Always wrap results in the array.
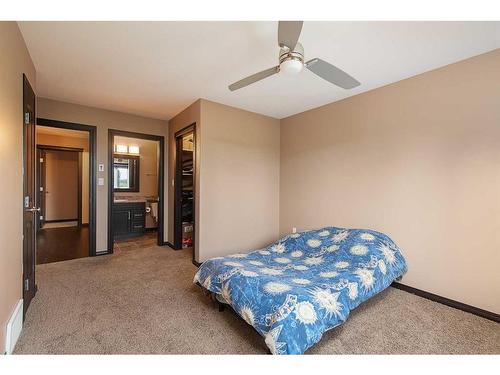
[{"xmin": 26, "ymin": 207, "xmax": 41, "ymax": 213}]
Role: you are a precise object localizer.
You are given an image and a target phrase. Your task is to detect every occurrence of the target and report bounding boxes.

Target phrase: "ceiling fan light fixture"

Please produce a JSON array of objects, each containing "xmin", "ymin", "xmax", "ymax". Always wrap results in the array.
[
  {"xmin": 279, "ymin": 59, "xmax": 304, "ymax": 75},
  {"xmin": 227, "ymin": 22, "xmax": 360, "ymax": 91}
]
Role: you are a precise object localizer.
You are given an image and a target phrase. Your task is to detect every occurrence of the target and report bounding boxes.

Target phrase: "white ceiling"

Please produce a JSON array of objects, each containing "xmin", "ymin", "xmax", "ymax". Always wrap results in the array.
[{"xmin": 19, "ymin": 21, "xmax": 500, "ymax": 120}]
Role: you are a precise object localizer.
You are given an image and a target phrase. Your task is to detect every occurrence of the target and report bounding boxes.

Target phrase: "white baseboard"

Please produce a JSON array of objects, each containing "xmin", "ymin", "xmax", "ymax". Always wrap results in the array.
[{"xmin": 5, "ymin": 300, "xmax": 23, "ymax": 355}]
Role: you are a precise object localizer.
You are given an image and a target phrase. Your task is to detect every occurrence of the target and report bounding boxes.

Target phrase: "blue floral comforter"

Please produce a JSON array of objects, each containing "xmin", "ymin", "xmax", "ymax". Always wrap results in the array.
[{"xmin": 194, "ymin": 226, "xmax": 407, "ymax": 354}]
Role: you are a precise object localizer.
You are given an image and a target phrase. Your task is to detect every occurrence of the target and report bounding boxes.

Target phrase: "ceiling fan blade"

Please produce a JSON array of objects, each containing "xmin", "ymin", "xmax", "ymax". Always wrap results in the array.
[
  {"xmin": 228, "ymin": 66, "xmax": 279, "ymax": 91},
  {"xmin": 278, "ymin": 21, "xmax": 303, "ymax": 49},
  {"xmin": 306, "ymin": 58, "xmax": 360, "ymax": 89}
]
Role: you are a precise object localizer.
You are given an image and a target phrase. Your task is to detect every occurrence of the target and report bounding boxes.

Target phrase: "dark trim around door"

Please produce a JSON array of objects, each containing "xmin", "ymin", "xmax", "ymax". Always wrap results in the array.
[
  {"xmin": 37, "ymin": 117, "xmax": 97, "ymax": 256},
  {"xmin": 36, "ymin": 147, "xmax": 46, "ymax": 229},
  {"xmin": 107, "ymin": 129, "xmax": 165, "ymax": 253},
  {"xmin": 37, "ymin": 145, "xmax": 84, "ymax": 153}
]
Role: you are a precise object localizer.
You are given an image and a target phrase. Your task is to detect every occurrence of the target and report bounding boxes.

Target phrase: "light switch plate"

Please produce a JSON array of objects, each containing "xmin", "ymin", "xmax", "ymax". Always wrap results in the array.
[
  {"xmin": 98, "ymin": 164, "xmax": 104, "ymax": 172},
  {"xmin": 98, "ymin": 178, "xmax": 104, "ymax": 186}
]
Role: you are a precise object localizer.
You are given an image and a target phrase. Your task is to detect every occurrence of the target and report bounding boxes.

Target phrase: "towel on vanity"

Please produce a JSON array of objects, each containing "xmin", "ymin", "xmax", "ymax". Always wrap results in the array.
[{"xmin": 150, "ymin": 202, "xmax": 158, "ymax": 221}]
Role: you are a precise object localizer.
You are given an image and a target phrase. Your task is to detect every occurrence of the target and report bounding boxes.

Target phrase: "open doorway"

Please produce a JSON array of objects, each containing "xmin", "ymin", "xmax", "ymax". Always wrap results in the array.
[
  {"xmin": 173, "ymin": 124, "xmax": 196, "ymax": 257},
  {"xmin": 36, "ymin": 118, "xmax": 97, "ymax": 264},
  {"xmin": 108, "ymin": 130, "xmax": 165, "ymax": 253},
  {"xmin": 35, "ymin": 123, "xmax": 94, "ymax": 264},
  {"xmin": 37, "ymin": 146, "xmax": 83, "ymax": 229}
]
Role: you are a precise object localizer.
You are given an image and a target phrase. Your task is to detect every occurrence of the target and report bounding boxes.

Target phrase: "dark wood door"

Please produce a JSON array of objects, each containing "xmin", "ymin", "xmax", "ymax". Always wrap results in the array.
[{"xmin": 23, "ymin": 74, "xmax": 37, "ymax": 317}]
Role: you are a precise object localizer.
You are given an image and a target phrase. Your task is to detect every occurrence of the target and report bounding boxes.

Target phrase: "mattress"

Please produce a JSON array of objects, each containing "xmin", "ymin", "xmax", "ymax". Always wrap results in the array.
[{"xmin": 194, "ymin": 226, "xmax": 407, "ymax": 354}]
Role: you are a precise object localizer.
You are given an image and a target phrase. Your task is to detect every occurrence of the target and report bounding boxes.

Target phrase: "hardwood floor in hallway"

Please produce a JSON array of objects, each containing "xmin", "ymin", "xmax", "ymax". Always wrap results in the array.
[
  {"xmin": 36, "ymin": 225, "xmax": 89, "ymax": 264},
  {"xmin": 36, "ymin": 228, "xmax": 160, "ymax": 264}
]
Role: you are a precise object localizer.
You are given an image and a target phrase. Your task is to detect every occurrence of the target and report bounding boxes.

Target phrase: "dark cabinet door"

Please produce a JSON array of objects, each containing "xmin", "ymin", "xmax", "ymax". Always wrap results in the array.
[
  {"xmin": 113, "ymin": 209, "xmax": 130, "ymax": 236},
  {"xmin": 131, "ymin": 221, "xmax": 145, "ymax": 233},
  {"xmin": 112, "ymin": 202, "xmax": 145, "ymax": 240},
  {"xmin": 131, "ymin": 211, "xmax": 145, "ymax": 233},
  {"xmin": 131, "ymin": 210, "xmax": 144, "ymax": 222}
]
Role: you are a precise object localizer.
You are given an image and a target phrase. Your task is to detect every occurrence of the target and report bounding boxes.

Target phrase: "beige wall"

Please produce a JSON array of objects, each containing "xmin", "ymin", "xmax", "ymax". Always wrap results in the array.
[
  {"xmin": 37, "ymin": 98, "xmax": 169, "ymax": 252},
  {"xmin": 280, "ymin": 49, "xmax": 500, "ymax": 314},
  {"xmin": 167, "ymin": 100, "xmax": 280, "ymax": 262},
  {"xmin": 0, "ymin": 22, "xmax": 36, "ymax": 354},
  {"xmin": 198, "ymin": 100, "xmax": 280, "ymax": 262},
  {"xmin": 114, "ymin": 136, "xmax": 159, "ymax": 199},
  {"xmin": 36, "ymin": 132, "xmax": 90, "ymax": 224}
]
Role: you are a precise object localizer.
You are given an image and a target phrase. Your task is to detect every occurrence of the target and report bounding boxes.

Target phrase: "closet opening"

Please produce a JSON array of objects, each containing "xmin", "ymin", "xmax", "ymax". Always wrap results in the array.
[{"xmin": 173, "ymin": 124, "xmax": 196, "ymax": 261}]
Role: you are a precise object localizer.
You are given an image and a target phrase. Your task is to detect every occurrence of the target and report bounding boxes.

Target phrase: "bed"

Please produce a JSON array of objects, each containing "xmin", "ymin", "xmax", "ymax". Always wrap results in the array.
[{"xmin": 193, "ymin": 226, "xmax": 407, "ymax": 354}]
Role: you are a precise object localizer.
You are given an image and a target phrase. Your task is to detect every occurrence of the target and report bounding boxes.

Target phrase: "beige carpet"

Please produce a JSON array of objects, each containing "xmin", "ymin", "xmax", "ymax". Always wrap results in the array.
[{"xmin": 14, "ymin": 244, "xmax": 500, "ymax": 354}]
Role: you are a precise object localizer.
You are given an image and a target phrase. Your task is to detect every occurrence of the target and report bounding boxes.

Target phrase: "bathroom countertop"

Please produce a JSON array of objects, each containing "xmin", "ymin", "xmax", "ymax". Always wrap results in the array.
[{"xmin": 114, "ymin": 196, "xmax": 158, "ymax": 203}]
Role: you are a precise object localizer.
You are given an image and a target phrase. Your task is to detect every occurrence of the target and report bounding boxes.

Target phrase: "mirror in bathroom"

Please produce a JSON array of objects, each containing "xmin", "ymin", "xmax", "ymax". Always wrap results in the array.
[{"xmin": 113, "ymin": 154, "xmax": 140, "ymax": 192}]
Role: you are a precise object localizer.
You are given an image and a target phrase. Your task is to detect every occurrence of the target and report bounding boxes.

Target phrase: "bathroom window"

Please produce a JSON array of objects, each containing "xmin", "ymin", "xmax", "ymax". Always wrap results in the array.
[{"xmin": 113, "ymin": 155, "xmax": 140, "ymax": 192}]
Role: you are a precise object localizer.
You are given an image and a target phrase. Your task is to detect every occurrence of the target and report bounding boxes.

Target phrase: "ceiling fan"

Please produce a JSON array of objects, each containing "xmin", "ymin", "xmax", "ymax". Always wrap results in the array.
[{"xmin": 228, "ymin": 21, "xmax": 361, "ymax": 91}]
